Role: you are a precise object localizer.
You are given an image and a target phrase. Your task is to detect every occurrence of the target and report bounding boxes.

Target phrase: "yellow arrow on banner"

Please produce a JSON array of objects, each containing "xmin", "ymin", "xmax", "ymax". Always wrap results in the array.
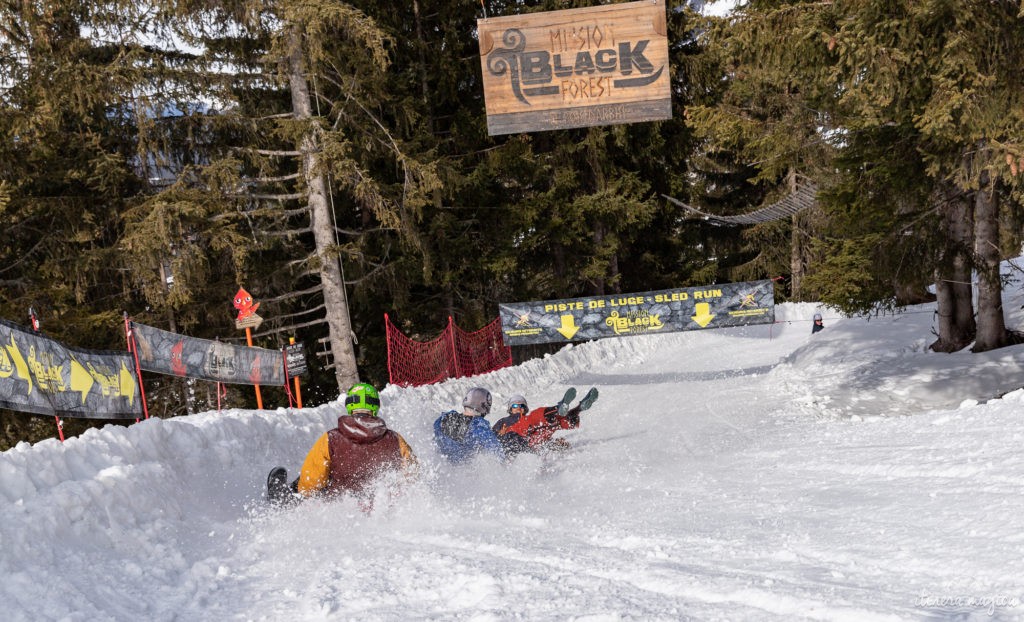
[
  {"xmin": 691, "ymin": 302, "xmax": 716, "ymax": 328},
  {"xmin": 557, "ymin": 314, "xmax": 580, "ymax": 340},
  {"xmin": 70, "ymin": 359, "xmax": 95, "ymax": 404},
  {"xmin": 120, "ymin": 362, "xmax": 137, "ymax": 406},
  {"xmin": 3, "ymin": 335, "xmax": 32, "ymax": 393}
]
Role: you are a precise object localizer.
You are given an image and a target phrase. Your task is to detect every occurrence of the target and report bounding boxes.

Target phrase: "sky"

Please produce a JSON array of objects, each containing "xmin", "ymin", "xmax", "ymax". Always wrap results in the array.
[
  {"xmin": 4, "ymin": 261, "xmax": 1024, "ymax": 621},
  {"xmin": 699, "ymin": 0, "xmax": 739, "ymax": 18}
]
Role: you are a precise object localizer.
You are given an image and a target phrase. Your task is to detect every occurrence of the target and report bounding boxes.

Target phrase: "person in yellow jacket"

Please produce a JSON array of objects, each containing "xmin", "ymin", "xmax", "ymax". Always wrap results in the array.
[{"xmin": 267, "ymin": 383, "xmax": 417, "ymax": 505}]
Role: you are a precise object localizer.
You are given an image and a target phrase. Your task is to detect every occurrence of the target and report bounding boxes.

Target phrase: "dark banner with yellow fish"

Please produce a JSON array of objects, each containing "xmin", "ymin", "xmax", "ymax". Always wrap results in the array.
[
  {"xmin": 499, "ymin": 280, "xmax": 775, "ymax": 346},
  {"xmin": 0, "ymin": 319, "xmax": 141, "ymax": 419},
  {"xmin": 130, "ymin": 322, "xmax": 286, "ymax": 386}
]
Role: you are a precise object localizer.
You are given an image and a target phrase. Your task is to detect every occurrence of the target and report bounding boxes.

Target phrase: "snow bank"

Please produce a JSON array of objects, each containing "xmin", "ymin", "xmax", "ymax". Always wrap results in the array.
[{"xmin": 3, "ymin": 290, "xmax": 1024, "ymax": 620}]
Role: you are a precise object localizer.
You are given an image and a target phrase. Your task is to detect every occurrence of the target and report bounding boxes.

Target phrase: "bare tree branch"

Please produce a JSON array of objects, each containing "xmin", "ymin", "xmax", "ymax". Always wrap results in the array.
[
  {"xmin": 252, "ymin": 316, "xmax": 328, "ymax": 338},
  {"xmin": 246, "ymin": 172, "xmax": 301, "ymax": 183},
  {"xmin": 229, "ymin": 192, "xmax": 305, "ymax": 201},
  {"xmin": 263, "ymin": 283, "xmax": 324, "ymax": 302},
  {"xmin": 270, "ymin": 303, "xmax": 327, "ymax": 322},
  {"xmin": 265, "ymin": 227, "xmax": 311, "ymax": 236},
  {"xmin": 241, "ymin": 148, "xmax": 304, "ymax": 157}
]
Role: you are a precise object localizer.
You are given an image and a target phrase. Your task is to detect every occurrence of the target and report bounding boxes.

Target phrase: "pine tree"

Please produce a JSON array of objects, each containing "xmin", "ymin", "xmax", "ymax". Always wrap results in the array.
[
  {"xmin": 114, "ymin": 0, "xmax": 446, "ymax": 392},
  {"xmin": 686, "ymin": 0, "xmax": 1024, "ymax": 351},
  {"xmin": 0, "ymin": 0, "xmax": 194, "ymax": 438}
]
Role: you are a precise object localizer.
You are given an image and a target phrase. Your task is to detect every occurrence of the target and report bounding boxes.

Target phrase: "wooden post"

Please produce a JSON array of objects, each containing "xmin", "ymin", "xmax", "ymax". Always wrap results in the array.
[{"xmin": 245, "ymin": 326, "xmax": 263, "ymax": 409}]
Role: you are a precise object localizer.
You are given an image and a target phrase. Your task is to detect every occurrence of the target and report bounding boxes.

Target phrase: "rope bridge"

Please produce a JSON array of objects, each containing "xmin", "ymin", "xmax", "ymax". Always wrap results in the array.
[{"xmin": 663, "ymin": 175, "xmax": 819, "ymax": 226}]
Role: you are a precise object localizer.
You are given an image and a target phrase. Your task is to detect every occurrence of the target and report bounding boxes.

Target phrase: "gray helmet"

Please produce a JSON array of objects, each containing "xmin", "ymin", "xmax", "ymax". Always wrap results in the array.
[
  {"xmin": 463, "ymin": 387, "xmax": 492, "ymax": 416},
  {"xmin": 813, "ymin": 313, "xmax": 822, "ymax": 321},
  {"xmin": 507, "ymin": 394, "xmax": 528, "ymax": 413}
]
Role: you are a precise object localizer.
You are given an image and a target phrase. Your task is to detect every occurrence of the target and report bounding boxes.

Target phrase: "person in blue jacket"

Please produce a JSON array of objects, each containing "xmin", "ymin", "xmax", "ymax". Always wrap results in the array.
[{"xmin": 433, "ymin": 387, "xmax": 506, "ymax": 464}]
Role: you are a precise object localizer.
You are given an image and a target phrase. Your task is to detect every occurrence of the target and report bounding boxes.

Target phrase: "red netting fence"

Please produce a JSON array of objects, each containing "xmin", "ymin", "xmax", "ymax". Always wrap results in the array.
[{"xmin": 384, "ymin": 314, "xmax": 512, "ymax": 386}]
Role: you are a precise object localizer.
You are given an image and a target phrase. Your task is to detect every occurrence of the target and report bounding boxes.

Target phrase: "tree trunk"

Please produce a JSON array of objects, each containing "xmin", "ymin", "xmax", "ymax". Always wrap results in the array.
[
  {"xmin": 158, "ymin": 260, "xmax": 192, "ymax": 414},
  {"xmin": 412, "ymin": 0, "xmax": 430, "ymax": 109},
  {"xmin": 787, "ymin": 172, "xmax": 807, "ymax": 301},
  {"xmin": 609, "ymin": 250, "xmax": 621, "ymax": 294},
  {"xmin": 971, "ymin": 164, "xmax": 1006, "ymax": 352},
  {"xmin": 790, "ymin": 212, "xmax": 804, "ymax": 300},
  {"xmin": 892, "ymin": 194, "xmax": 935, "ymax": 305},
  {"xmin": 553, "ymin": 244, "xmax": 566, "ymax": 285},
  {"xmin": 592, "ymin": 221, "xmax": 606, "ymax": 296},
  {"xmin": 286, "ymin": 26, "xmax": 359, "ymax": 390},
  {"xmin": 932, "ymin": 277, "xmax": 955, "ymax": 349},
  {"xmin": 930, "ymin": 185, "xmax": 975, "ymax": 352}
]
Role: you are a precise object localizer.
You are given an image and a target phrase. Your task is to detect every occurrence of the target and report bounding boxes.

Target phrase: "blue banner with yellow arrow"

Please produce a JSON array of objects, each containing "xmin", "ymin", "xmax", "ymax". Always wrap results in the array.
[
  {"xmin": 0, "ymin": 319, "xmax": 142, "ymax": 419},
  {"xmin": 499, "ymin": 280, "xmax": 775, "ymax": 346}
]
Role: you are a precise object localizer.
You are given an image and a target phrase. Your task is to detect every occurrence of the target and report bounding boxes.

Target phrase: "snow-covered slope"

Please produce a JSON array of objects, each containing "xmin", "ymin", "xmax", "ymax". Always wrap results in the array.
[{"xmin": 3, "ymin": 290, "xmax": 1024, "ymax": 621}]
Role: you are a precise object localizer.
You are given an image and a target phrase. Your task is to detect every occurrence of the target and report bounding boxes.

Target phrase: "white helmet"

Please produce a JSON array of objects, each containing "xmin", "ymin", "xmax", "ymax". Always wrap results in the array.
[
  {"xmin": 507, "ymin": 394, "xmax": 528, "ymax": 413},
  {"xmin": 463, "ymin": 387, "xmax": 492, "ymax": 416}
]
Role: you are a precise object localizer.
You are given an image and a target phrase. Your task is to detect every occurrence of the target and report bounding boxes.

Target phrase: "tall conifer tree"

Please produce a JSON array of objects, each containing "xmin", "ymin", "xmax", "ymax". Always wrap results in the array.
[{"xmin": 688, "ymin": 0, "xmax": 1024, "ymax": 351}]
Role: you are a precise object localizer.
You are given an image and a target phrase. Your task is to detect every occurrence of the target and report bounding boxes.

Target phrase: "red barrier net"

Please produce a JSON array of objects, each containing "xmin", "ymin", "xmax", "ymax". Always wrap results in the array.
[{"xmin": 385, "ymin": 314, "xmax": 512, "ymax": 386}]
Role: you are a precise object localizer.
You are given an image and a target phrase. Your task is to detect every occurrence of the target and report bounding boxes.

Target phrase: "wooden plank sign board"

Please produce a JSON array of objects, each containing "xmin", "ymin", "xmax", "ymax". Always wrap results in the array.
[{"xmin": 478, "ymin": 0, "xmax": 671, "ymax": 135}]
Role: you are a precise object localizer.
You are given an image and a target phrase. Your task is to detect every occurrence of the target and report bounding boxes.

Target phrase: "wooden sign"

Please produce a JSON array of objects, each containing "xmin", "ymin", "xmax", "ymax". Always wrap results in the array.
[
  {"xmin": 235, "ymin": 315, "xmax": 263, "ymax": 330},
  {"xmin": 478, "ymin": 0, "xmax": 671, "ymax": 135}
]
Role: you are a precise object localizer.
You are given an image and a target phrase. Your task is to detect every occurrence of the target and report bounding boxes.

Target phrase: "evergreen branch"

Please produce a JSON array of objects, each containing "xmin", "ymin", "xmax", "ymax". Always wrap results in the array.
[
  {"xmin": 318, "ymin": 69, "xmax": 402, "ymax": 156},
  {"xmin": 344, "ymin": 260, "xmax": 389, "ymax": 285},
  {"xmin": 0, "ymin": 225, "xmax": 51, "ymax": 275}
]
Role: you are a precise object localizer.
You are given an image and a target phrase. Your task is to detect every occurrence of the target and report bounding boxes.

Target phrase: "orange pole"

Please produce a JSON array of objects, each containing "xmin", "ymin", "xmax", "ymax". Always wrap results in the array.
[
  {"xmin": 289, "ymin": 337, "xmax": 303, "ymax": 409},
  {"xmin": 123, "ymin": 314, "xmax": 149, "ymax": 421},
  {"xmin": 32, "ymin": 307, "xmax": 65, "ymax": 440},
  {"xmin": 245, "ymin": 326, "xmax": 264, "ymax": 409}
]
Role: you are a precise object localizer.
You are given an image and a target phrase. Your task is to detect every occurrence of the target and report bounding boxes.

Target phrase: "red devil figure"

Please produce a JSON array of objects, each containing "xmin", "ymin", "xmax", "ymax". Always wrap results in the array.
[
  {"xmin": 233, "ymin": 288, "xmax": 260, "ymax": 321},
  {"xmin": 170, "ymin": 340, "xmax": 187, "ymax": 376}
]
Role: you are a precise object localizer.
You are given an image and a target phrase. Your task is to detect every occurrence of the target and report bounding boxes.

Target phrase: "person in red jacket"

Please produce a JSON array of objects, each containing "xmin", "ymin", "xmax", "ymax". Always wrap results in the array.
[
  {"xmin": 493, "ymin": 387, "xmax": 598, "ymax": 455},
  {"xmin": 491, "ymin": 393, "xmax": 529, "ymax": 436},
  {"xmin": 492, "ymin": 394, "xmax": 534, "ymax": 455},
  {"xmin": 268, "ymin": 383, "xmax": 417, "ymax": 506}
]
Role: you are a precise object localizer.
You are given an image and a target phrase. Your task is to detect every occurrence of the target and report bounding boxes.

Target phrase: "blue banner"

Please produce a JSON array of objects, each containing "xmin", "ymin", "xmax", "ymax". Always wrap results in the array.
[
  {"xmin": 131, "ymin": 322, "xmax": 285, "ymax": 386},
  {"xmin": 499, "ymin": 280, "xmax": 775, "ymax": 346}
]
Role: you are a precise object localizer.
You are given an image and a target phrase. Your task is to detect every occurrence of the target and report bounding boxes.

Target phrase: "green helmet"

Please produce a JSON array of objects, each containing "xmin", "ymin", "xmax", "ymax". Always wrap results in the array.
[{"xmin": 344, "ymin": 382, "xmax": 381, "ymax": 416}]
